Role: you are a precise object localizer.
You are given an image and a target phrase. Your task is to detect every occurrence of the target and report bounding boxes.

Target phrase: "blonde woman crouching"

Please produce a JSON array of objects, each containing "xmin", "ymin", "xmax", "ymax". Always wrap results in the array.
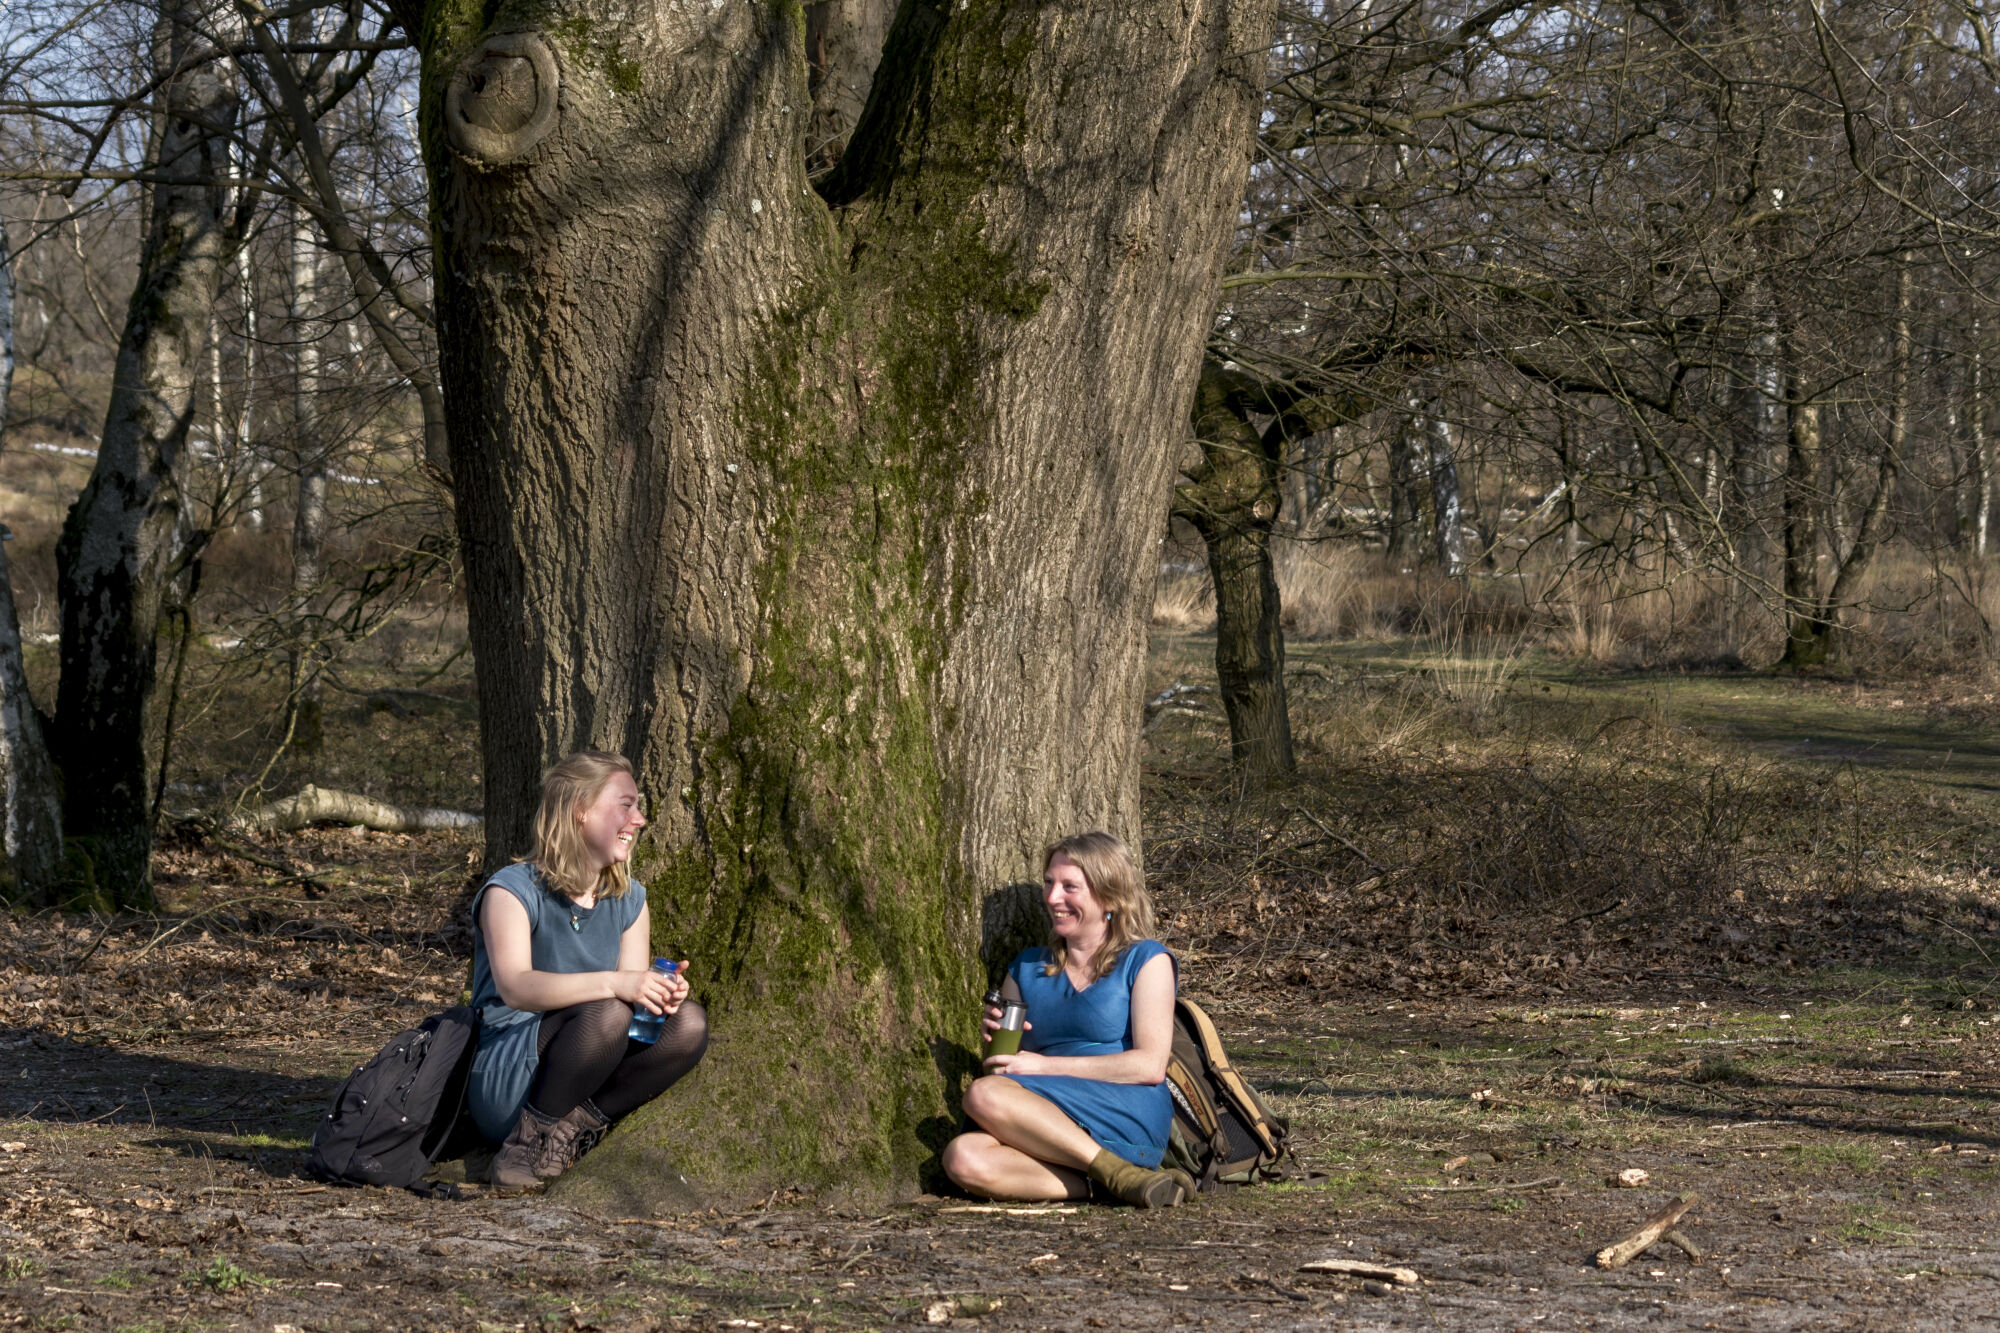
[{"xmin": 465, "ymin": 751, "xmax": 708, "ymax": 1188}]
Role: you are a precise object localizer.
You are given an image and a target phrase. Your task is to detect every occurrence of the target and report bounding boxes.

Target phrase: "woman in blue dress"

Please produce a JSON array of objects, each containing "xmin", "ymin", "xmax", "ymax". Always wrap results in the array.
[
  {"xmin": 943, "ymin": 832, "xmax": 1193, "ymax": 1208},
  {"xmin": 467, "ymin": 751, "xmax": 709, "ymax": 1189}
]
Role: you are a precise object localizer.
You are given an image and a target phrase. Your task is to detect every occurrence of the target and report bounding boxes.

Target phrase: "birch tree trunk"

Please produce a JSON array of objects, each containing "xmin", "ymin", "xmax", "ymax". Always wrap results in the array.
[
  {"xmin": 288, "ymin": 201, "xmax": 327, "ymax": 755},
  {"xmin": 0, "ymin": 217, "xmax": 65, "ymax": 903},
  {"xmin": 1419, "ymin": 396, "xmax": 1465, "ymax": 577},
  {"xmin": 52, "ymin": 1, "xmax": 238, "ymax": 907},
  {"xmin": 1975, "ymin": 318, "xmax": 1991, "ymax": 560},
  {"xmin": 413, "ymin": 0, "xmax": 1270, "ymax": 1204}
]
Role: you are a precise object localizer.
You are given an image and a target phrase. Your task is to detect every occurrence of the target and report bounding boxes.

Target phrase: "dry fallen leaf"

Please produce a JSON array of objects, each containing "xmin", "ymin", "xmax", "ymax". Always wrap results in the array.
[{"xmin": 0, "ymin": 1143, "xmax": 24, "ymax": 1153}]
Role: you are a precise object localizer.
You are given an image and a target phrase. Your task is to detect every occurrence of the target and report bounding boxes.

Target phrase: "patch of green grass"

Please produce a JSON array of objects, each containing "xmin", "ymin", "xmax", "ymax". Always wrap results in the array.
[
  {"xmin": 1836, "ymin": 1202, "xmax": 1915, "ymax": 1244},
  {"xmin": 2, "ymin": 1254, "xmax": 44, "ymax": 1283},
  {"xmin": 1796, "ymin": 1143, "xmax": 1882, "ymax": 1173},
  {"xmin": 96, "ymin": 1268, "xmax": 146, "ymax": 1289},
  {"xmin": 187, "ymin": 1257, "xmax": 268, "ymax": 1293},
  {"xmin": 231, "ymin": 1131, "xmax": 308, "ymax": 1150}
]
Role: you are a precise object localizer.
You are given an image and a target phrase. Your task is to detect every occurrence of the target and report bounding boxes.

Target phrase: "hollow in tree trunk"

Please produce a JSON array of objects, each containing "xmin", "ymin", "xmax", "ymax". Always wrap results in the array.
[{"xmin": 410, "ymin": 0, "xmax": 1271, "ymax": 1204}]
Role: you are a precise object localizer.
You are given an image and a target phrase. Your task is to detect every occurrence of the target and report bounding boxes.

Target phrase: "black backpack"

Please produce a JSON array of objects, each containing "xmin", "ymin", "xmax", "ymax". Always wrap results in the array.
[
  {"xmin": 305, "ymin": 1007, "xmax": 480, "ymax": 1190},
  {"xmin": 1161, "ymin": 998, "xmax": 1297, "ymax": 1190}
]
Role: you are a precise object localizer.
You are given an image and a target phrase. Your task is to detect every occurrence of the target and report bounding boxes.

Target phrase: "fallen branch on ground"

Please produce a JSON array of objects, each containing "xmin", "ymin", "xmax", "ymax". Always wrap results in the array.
[
  {"xmin": 1596, "ymin": 1192, "xmax": 1698, "ymax": 1270},
  {"xmin": 1662, "ymin": 1228, "xmax": 1702, "ymax": 1262},
  {"xmin": 1298, "ymin": 1258, "xmax": 1420, "ymax": 1285},
  {"xmin": 1419, "ymin": 1175, "xmax": 1564, "ymax": 1194},
  {"xmin": 239, "ymin": 784, "xmax": 482, "ymax": 834}
]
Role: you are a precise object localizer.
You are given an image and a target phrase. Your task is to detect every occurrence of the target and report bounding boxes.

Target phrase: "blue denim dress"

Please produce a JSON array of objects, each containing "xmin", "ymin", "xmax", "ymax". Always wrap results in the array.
[
  {"xmin": 1000, "ymin": 940, "xmax": 1176, "ymax": 1166},
  {"xmin": 465, "ymin": 862, "xmax": 646, "ymax": 1140}
]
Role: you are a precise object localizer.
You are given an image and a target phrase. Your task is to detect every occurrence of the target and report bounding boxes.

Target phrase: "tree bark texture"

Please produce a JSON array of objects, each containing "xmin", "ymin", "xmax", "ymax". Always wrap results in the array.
[
  {"xmin": 53, "ymin": 2, "xmax": 238, "ymax": 908},
  {"xmin": 1173, "ymin": 361, "xmax": 1294, "ymax": 780},
  {"xmin": 0, "ymin": 217, "xmax": 66, "ymax": 903},
  {"xmin": 414, "ymin": 0, "xmax": 1269, "ymax": 1203}
]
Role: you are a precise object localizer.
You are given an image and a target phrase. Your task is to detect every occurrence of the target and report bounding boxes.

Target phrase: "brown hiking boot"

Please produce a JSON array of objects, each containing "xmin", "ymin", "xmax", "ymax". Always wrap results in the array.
[
  {"xmin": 488, "ymin": 1106, "xmax": 558, "ymax": 1189},
  {"xmin": 1085, "ymin": 1148, "xmax": 1188, "ymax": 1209},
  {"xmin": 534, "ymin": 1102, "xmax": 610, "ymax": 1180}
]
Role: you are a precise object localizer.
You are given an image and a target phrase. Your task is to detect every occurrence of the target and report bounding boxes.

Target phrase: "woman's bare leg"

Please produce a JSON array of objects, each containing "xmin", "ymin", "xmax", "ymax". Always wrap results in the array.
[
  {"xmin": 941, "ymin": 1130, "xmax": 1087, "ymax": 1201},
  {"xmin": 942, "ymin": 1076, "xmax": 1104, "ymax": 1199}
]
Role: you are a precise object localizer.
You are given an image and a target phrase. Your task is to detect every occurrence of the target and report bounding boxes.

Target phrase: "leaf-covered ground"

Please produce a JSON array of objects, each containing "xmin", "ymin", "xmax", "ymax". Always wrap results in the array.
[{"xmin": 8, "ymin": 651, "xmax": 2000, "ymax": 1331}]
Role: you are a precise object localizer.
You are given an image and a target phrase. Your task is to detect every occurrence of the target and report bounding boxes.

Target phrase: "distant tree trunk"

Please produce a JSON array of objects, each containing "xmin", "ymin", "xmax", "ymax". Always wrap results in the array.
[
  {"xmin": 1174, "ymin": 361, "xmax": 1294, "ymax": 780},
  {"xmin": 1783, "ymin": 262, "xmax": 1909, "ymax": 667},
  {"xmin": 1734, "ymin": 273, "xmax": 1782, "ymax": 567},
  {"xmin": 52, "ymin": 1, "xmax": 237, "ymax": 908},
  {"xmin": 1974, "ymin": 318, "xmax": 1991, "ymax": 560},
  {"xmin": 288, "ymin": 202, "xmax": 327, "ymax": 756},
  {"xmin": 1387, "ymin": 411, "xmax": 1425, "ymax": 560},
  {"xmin": 0, "ymin": 217, "xmax": 65, "ymax": 903},
  {"xmin": 1779, "ymin": 388, "xmax": 1825, "ymax": 668},
  {"xmin": 237, "ymin": 1, "xmax": 451, "ymax": 485},
  {"xmin": 1418, "ymin": 395, "xmax": 1465, "ymax": 577},
  {"xmin": 412, "ymin": 0, "xmax": 1270, "ymax": 1204}
]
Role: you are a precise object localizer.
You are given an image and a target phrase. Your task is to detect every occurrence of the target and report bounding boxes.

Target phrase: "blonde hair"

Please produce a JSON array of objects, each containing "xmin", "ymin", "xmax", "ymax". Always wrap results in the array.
[
  {"xmin": 520, "ymin": 750, "xmax": 637, "ymax": 902},
  {"xmin": 1040, "ymin": 831, "xmax": 1154, "ymax": 983}
]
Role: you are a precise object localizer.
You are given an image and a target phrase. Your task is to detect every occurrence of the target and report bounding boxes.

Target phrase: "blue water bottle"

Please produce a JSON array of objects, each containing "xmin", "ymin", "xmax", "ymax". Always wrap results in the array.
[{"xmin": 626, "ymin": 958, "xmax": 680, "ymax": 1043}]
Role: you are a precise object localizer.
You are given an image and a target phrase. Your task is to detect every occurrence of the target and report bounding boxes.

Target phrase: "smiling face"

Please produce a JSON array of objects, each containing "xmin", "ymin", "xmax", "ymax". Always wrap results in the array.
[
  {"xmin": 577, "ymin": 772, "xmax": 646, "ymax": 874},
  {"xmin": 1043, "ymin": 853, "xmax": 1109, "ymax": 947}
]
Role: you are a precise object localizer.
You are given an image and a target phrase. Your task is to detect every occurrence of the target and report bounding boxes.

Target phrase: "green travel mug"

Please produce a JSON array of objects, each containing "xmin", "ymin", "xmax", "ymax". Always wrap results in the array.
[{"xmin": 987, "ymin": 999, "xmax": 1028, "ymax": 1058}]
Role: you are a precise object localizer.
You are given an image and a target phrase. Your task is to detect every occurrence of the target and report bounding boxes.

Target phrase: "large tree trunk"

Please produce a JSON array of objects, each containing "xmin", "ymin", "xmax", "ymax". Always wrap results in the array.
[
  {"xmin": 414, "ymin": 0, "xmax": 1269, "ymax": 1204},
  {"xmin": 1174, "ymin": 361, "xmax": 1294, "ymax": 780},
  {"xmin": 52, "ymin": 1, "xmax": 238, "ymax": 908},
  {"xmin": 0, "ymin": 216, "xmax": 66, "ymax": 903}
]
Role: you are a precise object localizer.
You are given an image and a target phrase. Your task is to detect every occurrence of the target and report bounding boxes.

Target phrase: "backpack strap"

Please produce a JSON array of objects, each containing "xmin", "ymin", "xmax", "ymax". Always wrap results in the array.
[{"xmin": 1176, "ymin": 1000, "xmax": 1285, "ymax": 1160}]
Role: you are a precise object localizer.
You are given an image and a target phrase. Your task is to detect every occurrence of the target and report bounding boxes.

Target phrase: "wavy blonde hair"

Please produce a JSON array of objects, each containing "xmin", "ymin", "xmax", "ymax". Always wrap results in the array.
[
  {"xmin": 520, "ymin": 750, "xmax": 638, "ymax": 902},
  {"xmin": 1040, "ymin": 831, "xmax": 1154, "ymax": 983}
]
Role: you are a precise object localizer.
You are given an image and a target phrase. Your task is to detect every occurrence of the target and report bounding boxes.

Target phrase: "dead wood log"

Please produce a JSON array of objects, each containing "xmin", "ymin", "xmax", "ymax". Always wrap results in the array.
[
  {"xmin": 1298, "ymin": 1258, "xmax": 1420, "ymax": 1285},
  {"xmin": 239, "ymin": 784, "xmax": 482, "ymax": 834},
  {"xmin": 1596, "ymin": 1192, "xmax": 1699, "ymax": 1270}
]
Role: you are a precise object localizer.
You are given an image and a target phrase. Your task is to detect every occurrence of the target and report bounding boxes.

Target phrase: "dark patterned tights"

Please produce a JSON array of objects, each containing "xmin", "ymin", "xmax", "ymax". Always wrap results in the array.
[{"xmin": 528, "ymin": 998, "xmax": 709, "ymax": 1122}]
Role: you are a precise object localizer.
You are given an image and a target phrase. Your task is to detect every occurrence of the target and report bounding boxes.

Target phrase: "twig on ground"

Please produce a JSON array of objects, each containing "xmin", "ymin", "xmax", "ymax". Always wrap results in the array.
[
  {"xmin": 1596, "ymin": 1191, "xmax": 1699, "ymax": 1270},
  {"xmin": 1418, "ymin": 1175, "xmax": 1563, "ymax": 1194}
]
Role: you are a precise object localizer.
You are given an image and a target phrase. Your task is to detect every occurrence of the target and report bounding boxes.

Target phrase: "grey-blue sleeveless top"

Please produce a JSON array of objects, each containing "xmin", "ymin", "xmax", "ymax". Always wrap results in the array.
[{"xmin": 468, "ymin": 861, "xmax": 647, "ymax": 1021}]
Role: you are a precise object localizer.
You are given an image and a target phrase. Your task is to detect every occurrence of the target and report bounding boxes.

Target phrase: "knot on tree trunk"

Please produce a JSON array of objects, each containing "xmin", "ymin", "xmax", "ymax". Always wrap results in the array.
[{"xmin": 446, "ymin": 32, "xmax": 561, "ymax": 167}]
